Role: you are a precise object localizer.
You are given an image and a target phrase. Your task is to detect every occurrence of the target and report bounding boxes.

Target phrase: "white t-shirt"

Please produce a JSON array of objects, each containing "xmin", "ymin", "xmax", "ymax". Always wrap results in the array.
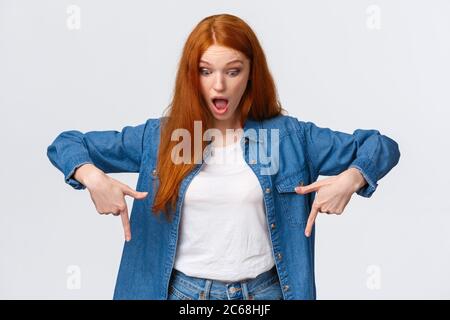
[{"xmin": 173, "ymin": 134, "xmax": 275, "ymax": 282}]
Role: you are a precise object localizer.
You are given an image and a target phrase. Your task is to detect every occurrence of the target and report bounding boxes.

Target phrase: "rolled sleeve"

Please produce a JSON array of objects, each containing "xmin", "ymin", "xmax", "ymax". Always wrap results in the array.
[
  {"xmin": 47, "ymin": 120, "xmax": 150, "ymax": 189},
  {"xmin": 297, "ymin": 120, "xmax": 400, "ymax": 198}
]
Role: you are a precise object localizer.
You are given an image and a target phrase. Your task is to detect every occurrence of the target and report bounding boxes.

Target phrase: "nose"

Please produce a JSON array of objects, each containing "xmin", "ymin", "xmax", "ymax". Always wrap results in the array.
[{"xmin": 212, "ymin": 73, "xmax": 226, "ymax": 92}]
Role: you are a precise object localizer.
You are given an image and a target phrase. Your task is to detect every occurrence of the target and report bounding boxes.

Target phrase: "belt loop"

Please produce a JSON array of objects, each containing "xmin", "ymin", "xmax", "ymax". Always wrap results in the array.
[
  {"xmin": 241, "ymin": 281, "xmax": 251, "ymax": 300},
  {"xmin": 200, "ymin": 279, "xmax": 212, "ymax": 300}
]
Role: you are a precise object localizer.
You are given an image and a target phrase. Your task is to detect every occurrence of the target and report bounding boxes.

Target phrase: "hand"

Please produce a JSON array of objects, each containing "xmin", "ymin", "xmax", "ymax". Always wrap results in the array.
[
  {"xmin": 84, "ymin": 171, "xmax": 148, "ymax": 242},
  {"xmin": 295, "ymin": 168, "xmax": 367, "ymax": 237}
]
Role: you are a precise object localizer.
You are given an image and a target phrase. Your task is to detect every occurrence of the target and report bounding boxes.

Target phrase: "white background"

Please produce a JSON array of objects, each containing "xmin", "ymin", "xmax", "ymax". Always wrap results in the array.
[{"xmin": 1, "ymin": 0, "xmax": 449, "ymax": 299}]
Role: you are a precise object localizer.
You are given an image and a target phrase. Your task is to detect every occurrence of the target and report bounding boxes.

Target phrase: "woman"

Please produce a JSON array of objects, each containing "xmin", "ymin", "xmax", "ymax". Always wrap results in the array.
[{"xmin": 47, "ymin": 14, "xmax": 400, "ymax": 300}]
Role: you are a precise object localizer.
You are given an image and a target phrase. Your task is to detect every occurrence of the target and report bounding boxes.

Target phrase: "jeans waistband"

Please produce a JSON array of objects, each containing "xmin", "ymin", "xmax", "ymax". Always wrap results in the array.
[{"xmin": 170, "ymin": 265, "xmax": 279, "ymax": 295}]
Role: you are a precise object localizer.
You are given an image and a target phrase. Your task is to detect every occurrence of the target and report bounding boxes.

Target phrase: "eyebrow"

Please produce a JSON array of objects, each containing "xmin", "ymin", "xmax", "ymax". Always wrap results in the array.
[{"xmin": 199, "ymin": 59, "xmax": 244, "ymax": 66}]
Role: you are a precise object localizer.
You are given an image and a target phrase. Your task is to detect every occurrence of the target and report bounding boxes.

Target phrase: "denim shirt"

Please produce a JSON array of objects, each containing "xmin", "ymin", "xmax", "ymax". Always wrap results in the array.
[{"xmin": 47, "ymin": 114, "xmax": 400, "ymax": 300}]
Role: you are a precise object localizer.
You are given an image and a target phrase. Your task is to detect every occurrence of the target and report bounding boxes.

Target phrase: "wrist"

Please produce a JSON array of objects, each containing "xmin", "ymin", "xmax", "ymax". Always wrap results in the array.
[
  {"xmin": 74, "ymin": 163, "xmax": 105, "ymax": 188},
  {"xmin": 345, "ymin": 167, "xmax": 367, "ymax": 193}
]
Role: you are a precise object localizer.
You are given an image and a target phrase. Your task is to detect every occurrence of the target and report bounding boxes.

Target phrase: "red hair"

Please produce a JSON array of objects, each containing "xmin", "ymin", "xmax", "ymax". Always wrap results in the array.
[{"xmin": 152, "ymin": 14, "xmax": 284, "ymax": 219}]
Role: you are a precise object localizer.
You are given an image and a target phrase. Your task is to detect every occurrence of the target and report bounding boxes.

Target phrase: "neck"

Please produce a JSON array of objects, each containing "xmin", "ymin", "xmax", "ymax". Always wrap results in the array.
[{"xmin": 212, "ymin": 115, "xmax": 241, "ymax": 135}]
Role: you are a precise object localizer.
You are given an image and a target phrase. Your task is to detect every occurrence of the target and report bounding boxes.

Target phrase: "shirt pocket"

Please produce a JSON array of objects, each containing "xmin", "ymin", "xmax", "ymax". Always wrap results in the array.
[{"xmin": 274, "ymin": 169, "xmax": 308, "ymax": 226}]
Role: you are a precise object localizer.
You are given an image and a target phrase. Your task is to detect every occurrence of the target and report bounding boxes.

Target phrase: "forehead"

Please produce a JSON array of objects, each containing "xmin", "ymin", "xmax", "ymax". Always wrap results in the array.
[{"xmin": 200, "ymin": 45, "xmax": 246, "ymax": 64}]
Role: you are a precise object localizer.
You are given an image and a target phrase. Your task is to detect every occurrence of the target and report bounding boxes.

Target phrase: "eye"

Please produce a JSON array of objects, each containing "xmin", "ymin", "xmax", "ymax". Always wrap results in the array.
[
  {"xmin": 227, "ymin": 69, "xmax": 241, "ymax": 77},
  {"xmin": 199, "ymin": 68, "xmax": 211, "ymax": 76}
]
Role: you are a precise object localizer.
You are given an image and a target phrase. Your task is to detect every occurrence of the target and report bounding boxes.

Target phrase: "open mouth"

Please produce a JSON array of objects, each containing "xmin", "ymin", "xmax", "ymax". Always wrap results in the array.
[{"xmin": 211, "ymin": 98, "xmax": 229, "ymax": 115}]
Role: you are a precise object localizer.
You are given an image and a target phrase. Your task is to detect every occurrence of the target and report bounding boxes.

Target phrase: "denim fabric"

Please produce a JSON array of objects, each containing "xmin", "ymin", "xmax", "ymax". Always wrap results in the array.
[
  {"xmin": 47, "ymin": 114, "xmax": 401, "ymax": 300},
  {"xmin": 168, "ymin": 266, "xmax": 283, "ymax": 300}
]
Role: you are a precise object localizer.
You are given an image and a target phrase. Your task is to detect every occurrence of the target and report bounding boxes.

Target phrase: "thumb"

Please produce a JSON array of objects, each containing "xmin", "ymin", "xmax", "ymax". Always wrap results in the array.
[{"xmin": 123, "ymin": 187, "xmax": 148, "ymax": 199}]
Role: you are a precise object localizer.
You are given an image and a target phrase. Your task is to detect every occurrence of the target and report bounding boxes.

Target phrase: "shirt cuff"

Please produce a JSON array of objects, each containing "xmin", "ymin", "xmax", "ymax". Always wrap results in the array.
[
  {"xmin": 348, "ymin": 157, "xmax": 378, "ymax": 198},
  {"xmin": 65, "ymin": 158, "xmax": 93, "ymax": 190}
]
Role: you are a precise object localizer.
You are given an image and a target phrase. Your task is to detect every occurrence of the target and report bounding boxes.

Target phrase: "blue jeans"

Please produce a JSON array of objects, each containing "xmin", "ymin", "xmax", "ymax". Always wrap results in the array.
[{"xmin": 167, "ymin": 266, "xmax": 284, "ymax": 300}]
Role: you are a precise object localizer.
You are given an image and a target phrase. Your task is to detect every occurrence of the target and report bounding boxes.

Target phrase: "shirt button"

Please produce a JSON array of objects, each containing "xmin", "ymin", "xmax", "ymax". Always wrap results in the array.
[
  {"xmin": 151, "ymin": 169, "xmax": 157, "ymax": 176},
  {"xmin": 265, "ymin": 188, "xmax": 271, "ymax": 193},
  {"xmin": 277, "ymin": 253, "xmax": 282, "ymax": 260},
  {"xmin": 283, "ymin": 285, "xmax": 289, "ymax": 292},
  {"xmin": 271, "ymin": 223, "xmax": 276, "ymax": 229}
]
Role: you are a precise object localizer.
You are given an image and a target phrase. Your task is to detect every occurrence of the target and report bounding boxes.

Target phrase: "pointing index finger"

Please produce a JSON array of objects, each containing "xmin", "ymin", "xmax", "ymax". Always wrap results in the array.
[
  {"xmin": 304, "ymin": 203, "xmax": 320, "ymax": 237},
  {"xmin": 120, "ymin": 206, "xmax": 131, "ymax": 242}
]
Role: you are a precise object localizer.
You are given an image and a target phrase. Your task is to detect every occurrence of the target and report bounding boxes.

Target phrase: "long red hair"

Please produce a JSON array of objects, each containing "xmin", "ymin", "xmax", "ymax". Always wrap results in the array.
[{"xmin": 152, "ymin": 14, "xmax": 284, "ymax": 219}]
